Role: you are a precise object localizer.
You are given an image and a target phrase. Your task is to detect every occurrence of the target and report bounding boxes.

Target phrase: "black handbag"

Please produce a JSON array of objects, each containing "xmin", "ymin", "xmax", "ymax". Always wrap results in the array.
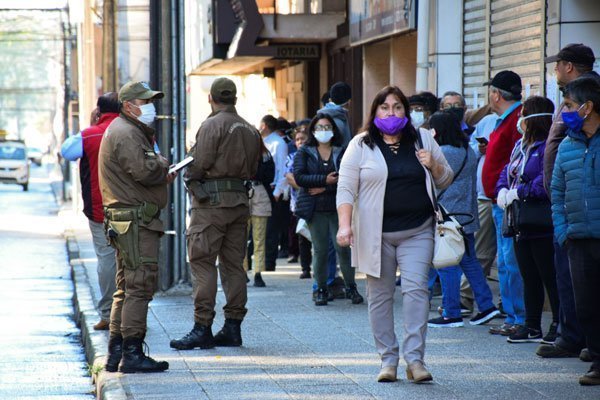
[
  {"xmin": 502, "ymin": 203, "xmax": 517, "ymax": 238},
  {"xmin": 512, "ymin": 198, "xmax": 553, "ymax": 233}
]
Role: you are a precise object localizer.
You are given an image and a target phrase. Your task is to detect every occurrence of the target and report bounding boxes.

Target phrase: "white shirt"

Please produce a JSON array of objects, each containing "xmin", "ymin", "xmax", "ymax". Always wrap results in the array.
[
  {"xmin": 469, "ymin": 113, "xmax": 499, "ymax": 200},
  {"xmin": 263, "ymin": 132, "xmax": 288, "ymax": 197}
]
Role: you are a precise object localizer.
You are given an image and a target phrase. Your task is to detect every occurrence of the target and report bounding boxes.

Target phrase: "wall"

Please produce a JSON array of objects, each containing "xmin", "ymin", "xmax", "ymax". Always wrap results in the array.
[
  {"xmin": 391, "ymin": 34, "xmax": 418, "ymax": 95},
  {"xmin": 117, "ymin": 0, "xmax": 150, "ymax": 85},
  {"xmin": 363, "ymin": 39, "xmax": 391, "ymax": 113}
]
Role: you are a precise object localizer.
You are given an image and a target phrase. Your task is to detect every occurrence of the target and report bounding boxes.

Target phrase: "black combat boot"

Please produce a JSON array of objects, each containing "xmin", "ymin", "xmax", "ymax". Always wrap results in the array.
[
  {"xmin": 345, "ymin": 284, "xmax": 364, "ymax": 304},
  {"xmin": 169, "ymin": 323, "xmax": 215, "ymax": 350},
  {"xmin": 254, "ymin": 272, "xmax": 266, "ymax": 287},
  {"xmin": 105, "ymin": 334, "xmax": 123, "ymax": 372},
  {"xmin": 119, "ymin": 337, "xmax": 169, "ymax": 373},
  {"xmin": 213, "ymin": 319, "xmax": 243, "ymax": 347},
  {"xmin": 315, "ymin": 287, "xmax": 328, "ymax": 306}
]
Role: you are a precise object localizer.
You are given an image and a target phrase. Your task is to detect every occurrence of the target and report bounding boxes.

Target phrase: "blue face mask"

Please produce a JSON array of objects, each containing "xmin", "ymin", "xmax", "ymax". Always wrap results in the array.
[{"xmin": 562, "ymin": 103, "xmax": 586, "ymax": 132}]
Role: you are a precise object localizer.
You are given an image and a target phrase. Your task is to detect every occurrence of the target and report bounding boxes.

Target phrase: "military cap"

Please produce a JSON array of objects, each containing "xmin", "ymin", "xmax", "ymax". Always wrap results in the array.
[
  {"xmin": 210, "ymin": 77, "xmax": 237, "ymax": 101},
  {"xmin": 119, "ymin": 81, "xmax": 164, "ymax": 102}
]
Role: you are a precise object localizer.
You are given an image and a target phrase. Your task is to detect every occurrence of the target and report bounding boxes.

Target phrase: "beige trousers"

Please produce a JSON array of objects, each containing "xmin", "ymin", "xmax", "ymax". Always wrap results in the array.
[{"xmin": 243, "ymin": 215, "xmax": 268, "ymax": 273}]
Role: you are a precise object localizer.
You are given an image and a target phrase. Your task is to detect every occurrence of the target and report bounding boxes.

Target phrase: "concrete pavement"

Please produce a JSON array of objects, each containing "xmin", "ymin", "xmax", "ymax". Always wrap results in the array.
[{"xmin": 61, "ymin": 206, "xmax": 600, "ymax": 400}]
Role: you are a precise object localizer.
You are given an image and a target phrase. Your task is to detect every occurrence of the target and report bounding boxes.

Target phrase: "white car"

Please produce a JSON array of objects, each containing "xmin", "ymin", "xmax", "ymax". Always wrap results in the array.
[{"xmin": 0, "ymin": 140, "xmax": 30, "ymax": 191}]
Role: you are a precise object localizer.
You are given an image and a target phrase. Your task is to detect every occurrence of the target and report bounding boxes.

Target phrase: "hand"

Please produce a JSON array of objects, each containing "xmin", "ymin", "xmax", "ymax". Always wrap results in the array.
[
  {"xmin": 497, "ymin": 188, "xmax": 508, "ymax": 209},
  {"xmin": 478, "ymin": 143, "xmax": 487, "ymax": 155},
  {"xmin": 308, "ymin": 187, "xmax": 325, "ymax": 196},
  {"xmin": 325, "ymin": 172, "xmax": 339, "ymax": 185},
  {"xmin": 336, "ymin": 226, "xmax": 354, "ymax": 248},
  {"xmin": 506, "ymin": 188, "xmax": 519, "ymax": 206},
  {"xmin": 166, "ymin": 169, "xmax": 178, "ymax": 184},
  {"xmin": 416, "ymin": 149, "xmax": 434, "ymax": 169}
]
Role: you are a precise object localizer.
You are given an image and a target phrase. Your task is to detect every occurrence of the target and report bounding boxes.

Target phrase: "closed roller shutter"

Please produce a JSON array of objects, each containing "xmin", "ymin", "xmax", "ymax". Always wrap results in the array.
[
  {"xmin": 463, "ymin": 0, "xmax": 488, "ymax": 109},
  {"xmin": 489, "ymin": 0, "xmax": 544, "ymax": 97}
]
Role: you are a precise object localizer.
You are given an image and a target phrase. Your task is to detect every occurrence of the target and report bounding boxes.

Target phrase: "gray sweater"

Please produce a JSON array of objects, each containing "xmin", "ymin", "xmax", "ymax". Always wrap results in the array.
[{"xmin": 438, "ymin": 145, "xmax": 480, "ymax": 234}]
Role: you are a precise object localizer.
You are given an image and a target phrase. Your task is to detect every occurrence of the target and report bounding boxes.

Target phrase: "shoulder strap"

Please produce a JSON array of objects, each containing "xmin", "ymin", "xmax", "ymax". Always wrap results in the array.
[{"xmin": 438, "ymin": 147, "xmax": 468, "ymax": 200}]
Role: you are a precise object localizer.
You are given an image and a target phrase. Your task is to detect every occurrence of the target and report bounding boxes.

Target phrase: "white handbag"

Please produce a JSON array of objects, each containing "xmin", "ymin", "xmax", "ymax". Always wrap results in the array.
[
  {"xmin": 295, "ymin": 218, "xmax": 312, "ymax": 242},
  {"xmin": 432, "ymin": 206, "xmax": 467, "ymax": 269}
]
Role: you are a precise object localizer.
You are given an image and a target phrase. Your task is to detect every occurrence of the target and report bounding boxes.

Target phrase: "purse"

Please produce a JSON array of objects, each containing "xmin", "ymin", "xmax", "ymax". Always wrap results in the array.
[
  {"xmin": 416, "ymin": 132, "xmax": 473, "ymax": 269},
  {"xmin": 512, "ymin": 198, "xmax": 553, "ymax": 233}
]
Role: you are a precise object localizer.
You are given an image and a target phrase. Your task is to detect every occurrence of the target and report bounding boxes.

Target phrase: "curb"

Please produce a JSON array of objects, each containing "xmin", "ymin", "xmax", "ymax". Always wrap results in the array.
[{"xmin": 65, "ymin": 231, "xmax": 128, "ymax": 400}]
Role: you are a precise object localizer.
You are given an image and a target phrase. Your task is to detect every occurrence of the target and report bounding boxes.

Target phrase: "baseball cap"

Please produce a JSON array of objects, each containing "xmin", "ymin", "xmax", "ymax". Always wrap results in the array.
[
  {"xmin": 118, "ymin": 81, "xmax": 164, "ymax": 102},
  {"xmin": 545, "ymin": 43, "xmax": 596, "ymax": 66},
  {"xmin": 330, "ymin": 82, "xmax": 352, "ymax": 105},
  {"xmin": 483, "ymin": 70, "xmax": 522, "ymax": 96},
  {"xmin": 210, "ymin": 77, "xmax": 237, "ymax": 101}
]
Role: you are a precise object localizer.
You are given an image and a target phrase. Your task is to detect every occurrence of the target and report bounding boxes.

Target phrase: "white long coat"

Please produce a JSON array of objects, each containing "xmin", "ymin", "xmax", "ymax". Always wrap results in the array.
[{"xmin": 336, "ymin": 129, "xmax": 453, "ymax": 278}]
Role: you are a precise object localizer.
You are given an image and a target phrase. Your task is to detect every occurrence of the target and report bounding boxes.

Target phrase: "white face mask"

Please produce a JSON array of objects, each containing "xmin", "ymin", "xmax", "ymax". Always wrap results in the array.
[
  {"xmin": 410, "ymin": 111, "xmax": 425, "ymax": 128},
  {"xmin": 131, "ymin": 103, "xmax": 156, "ymax": 126},
  {"xmin": 314, "ymin": 130, "xmax": 334, "ymax": 144}
]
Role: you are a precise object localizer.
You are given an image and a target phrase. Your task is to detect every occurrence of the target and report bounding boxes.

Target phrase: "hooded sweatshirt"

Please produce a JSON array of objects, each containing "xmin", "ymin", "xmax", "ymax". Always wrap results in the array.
[{"xmin": 317, "ymin": 102, "xmax": 351, "ymax": 147}]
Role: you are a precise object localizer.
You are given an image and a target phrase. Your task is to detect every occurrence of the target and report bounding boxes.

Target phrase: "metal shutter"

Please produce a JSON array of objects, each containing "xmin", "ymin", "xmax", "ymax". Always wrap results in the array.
[
  {"xmin": 463, "ymin": 0, "xmax": 488, "ymax": 109},
  {"xmin": 489, "ymin": 0, "xmax": 544, "ymax": 97}
]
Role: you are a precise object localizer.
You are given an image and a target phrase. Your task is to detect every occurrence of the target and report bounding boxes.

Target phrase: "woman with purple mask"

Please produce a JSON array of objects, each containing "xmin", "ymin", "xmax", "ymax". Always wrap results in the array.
[{"xmin": 336, "ymin": 86, "xmax": 453, "ymax": 383}]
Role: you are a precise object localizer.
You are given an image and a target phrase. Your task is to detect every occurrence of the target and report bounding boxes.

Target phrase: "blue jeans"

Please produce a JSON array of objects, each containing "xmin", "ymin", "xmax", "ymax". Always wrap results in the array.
[
  {"xmin": 311, "ymin": 229, "xmax": 340, "ymax": 291},
  {"xmin": 492, "ymin": 205, "xmax": 525, "ymax": 325},
  {"xmin": 438, "ymin": 234, "xmax": 495, "ymax": 319},
  {"xmin": 553, "ymin": 241, "xmax": 586, "ymax": 352}
]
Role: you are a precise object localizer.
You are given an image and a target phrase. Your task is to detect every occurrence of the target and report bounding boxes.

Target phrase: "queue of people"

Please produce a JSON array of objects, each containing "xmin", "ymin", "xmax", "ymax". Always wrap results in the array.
[{"xmin": 59, "ymin": 43, "xmax": 600, "ymax": 387}]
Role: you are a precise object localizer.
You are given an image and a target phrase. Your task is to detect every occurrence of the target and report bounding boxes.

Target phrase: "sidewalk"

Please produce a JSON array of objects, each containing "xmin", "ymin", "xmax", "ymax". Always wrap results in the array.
[{"xmin": 61, "ymin": 206, "xmax": 600, "ymax": 400}]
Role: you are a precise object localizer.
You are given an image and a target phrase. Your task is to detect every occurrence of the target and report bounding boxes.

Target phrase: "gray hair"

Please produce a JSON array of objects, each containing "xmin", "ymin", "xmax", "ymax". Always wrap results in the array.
[
  {"xmin": 441, "ymin": 91, "xmax": 466, "ymax": 107},
  {"xmin": 490, "ymin": 85, "xmax": 522, "ymax": 101}
]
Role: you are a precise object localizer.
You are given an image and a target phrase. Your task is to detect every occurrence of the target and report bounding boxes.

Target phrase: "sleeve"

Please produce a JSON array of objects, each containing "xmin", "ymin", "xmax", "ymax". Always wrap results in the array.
[
  {"xmin": 336, "ymin": 138, "xmax": 361, "ymax": 207},
  {"xmin": 469, "ymin": 132, "xmax": 482, "ymax": 160},
  {"xmin": 495, "ymin": 163, "xmax": 510, "ymax": 195},
  {"xmin": 116, "ymin": 136, "xmax": 167, "ymax": 186},
  {"xmin": 293, "ymin": 148, "xmax": 327, "ymax": 188},
  {"xmin": 186, "ymin": 122, "xmax": 218, "ymax": 181},
  {"xmin": 551, "ymin": 146, "xmax": 568, "ymax": 246},
  {"xmin": 517, "ymin": 148, "xmax": 549, "ymax": 200},
  {"xmin": 424, "ymin": 131, "xmax": 453, "ymax": 189},
  {"xmin": 60, "ymin": 133, "xmax": 83, "ymax": 161},
  {"xmin": 272, "ymin": 139, "xmax": 289, "ymax": 197}
]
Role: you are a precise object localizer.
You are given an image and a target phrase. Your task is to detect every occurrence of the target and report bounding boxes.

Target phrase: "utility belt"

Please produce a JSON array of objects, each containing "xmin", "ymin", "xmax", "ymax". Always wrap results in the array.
[
  {"xmin": 186, "ymin": 178, "xmax": 251, "ymax": 205},
  {"xmin": 103, "ymin": 202, "xmax": 160, "ymax": 269}
]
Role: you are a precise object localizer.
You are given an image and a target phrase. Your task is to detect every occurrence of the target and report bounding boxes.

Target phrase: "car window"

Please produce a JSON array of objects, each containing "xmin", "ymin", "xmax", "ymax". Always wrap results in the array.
[{"xmin": 0, "ymin": 146, "xmax": 26, "ymax": 160}]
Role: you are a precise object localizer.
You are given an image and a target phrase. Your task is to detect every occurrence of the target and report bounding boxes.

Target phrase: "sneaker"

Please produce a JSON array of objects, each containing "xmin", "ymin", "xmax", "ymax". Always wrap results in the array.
[
  {"xmin": 345, "ymin": 284, "xmax": 364, "ymax": 305},
  {"xmin": 489, "ymin": 323, "xmax": 516, "ymax": 336},
  {"xmin": 315, "ymin": 288, "xmax": 328, "ymax": 306},
  {"xmin": 469, "ymin": 307, "xmax": 501, "ymax": 326},
  {"xmin": 579, "ymin": 368, "xmax": 600, "ymax": 386},
  {"xmin": 328, "ymin": 277, "xmax": 346, "ymax": 299},
  {"xmin": 507, "ymin": 325, "xmax": 543, "ymax": 343},
  {"xmin": 437, "ymin": 304, "xmax": 472, "ymax": 317},
  {"xmin": 541, "ymin": 322, "xmax": 559, "ymax": 344},
  {"xmin": 428, "ymin": 316, "xmax": 464, "ymax": 328},
  {"xmin": 536, "ymin": 343, "xmax": 579, "ymax": 358}
]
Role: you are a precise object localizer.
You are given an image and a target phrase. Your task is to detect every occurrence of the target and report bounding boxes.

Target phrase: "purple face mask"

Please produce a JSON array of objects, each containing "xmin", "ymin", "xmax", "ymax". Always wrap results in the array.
[{"xmin": 374, "ymin": 116, "xmax": 408, "ymax": 135}]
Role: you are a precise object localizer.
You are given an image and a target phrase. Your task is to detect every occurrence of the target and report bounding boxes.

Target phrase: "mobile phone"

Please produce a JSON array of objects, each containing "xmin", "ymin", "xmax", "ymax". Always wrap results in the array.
[{"xmin": 475, "ymin": 137, "xmax": 488, "ymax": 145}]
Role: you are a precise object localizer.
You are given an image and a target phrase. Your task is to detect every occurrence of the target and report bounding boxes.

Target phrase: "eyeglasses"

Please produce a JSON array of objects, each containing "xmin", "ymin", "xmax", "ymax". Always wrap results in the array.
[
  {"xmin": 315, "ymin": 124, "xmax": 333, "ymax": 131},
  {"xmin": 441, "ymin": 103, "xmax": 464, "ymax": 110}
]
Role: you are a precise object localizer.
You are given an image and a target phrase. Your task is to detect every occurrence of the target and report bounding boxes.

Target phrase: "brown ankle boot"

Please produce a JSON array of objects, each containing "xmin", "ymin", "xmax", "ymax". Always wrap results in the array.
[{"xmin": 406, "ymin": 362, "xmax": 433, "ymax": 383}]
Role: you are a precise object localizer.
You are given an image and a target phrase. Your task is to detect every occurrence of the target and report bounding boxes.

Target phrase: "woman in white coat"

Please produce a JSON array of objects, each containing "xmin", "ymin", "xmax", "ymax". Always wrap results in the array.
[{"xmin": 336, "ymin": 86, "xmax": 452, "ymax": 383}]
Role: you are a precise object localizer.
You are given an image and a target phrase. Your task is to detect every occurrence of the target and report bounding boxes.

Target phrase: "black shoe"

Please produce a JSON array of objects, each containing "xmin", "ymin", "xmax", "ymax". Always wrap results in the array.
[
  {"xmin": 254, "ymin": 272, "xmax": 266, "ymax": 287},
  {"xmin": 315, "ymin": 288, "xmax": 328, "ymax": 306},
  {"xmin": 469, "ymin": 307, "xmax": 500, "ymax": 325},
  {"xmin": 428, "ymin": 316, "xmax": 464, "ymax": 328},
  {"xmin": 395, "ymin": 276, "xmax": 401, "ymax": 286},
  {"xmin": 119, "ymin": 337, "xmax": 169, "ymax": 373},
  {"xmin": 579, "ymin": 368, "xmax": 600, "ymax": 386},
  {"xmin": 507, "ymin": 325, "xmax": 542, "ymax": 343},
  {"xmin": 170, "ymin": 323, "xmax": 215, "ymax": 350},
  {"xmin": 214, "ymin": 319, "xmax": 243, "ymax": 347},
  {"xmin": 105, "ymin": 334, "xmax": 123, "ymax": 372},
  {"xmin": 536, "ymin": 343, "xmax": 579, "ymax": 358},
  {"xmin": 287, "ymin": 256, "xmax": 299, "ymax": 263},
  {"xmin": 580, "ymin": 348, "xmax": 593, "ymax": 362},
  {"xmin": 541, "ymin": 321, "xmax": 559, "ymax": 344},
  {"xmin": 345, "ymin": 284, "xmax": 364, "ymax": 304},
  {"xmin": 299, "ymin": 270, "xmax": 311, "ymax": 279},
  {"xmin": 329, "ymin": 277, "xmax": 346, "ymax": 299}
]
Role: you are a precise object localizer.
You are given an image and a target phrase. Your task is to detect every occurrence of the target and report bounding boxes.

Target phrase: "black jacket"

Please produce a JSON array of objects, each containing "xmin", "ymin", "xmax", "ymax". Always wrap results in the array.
[{"xmin": 293, "ymin": 145, "xmax": 344, "ymax": 221}]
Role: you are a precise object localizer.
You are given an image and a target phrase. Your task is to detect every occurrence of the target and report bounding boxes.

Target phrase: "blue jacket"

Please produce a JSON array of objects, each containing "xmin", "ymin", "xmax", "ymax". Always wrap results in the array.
[{"xmin": 551, "ymin": 127, "xmax": 600, "ymax": 246}]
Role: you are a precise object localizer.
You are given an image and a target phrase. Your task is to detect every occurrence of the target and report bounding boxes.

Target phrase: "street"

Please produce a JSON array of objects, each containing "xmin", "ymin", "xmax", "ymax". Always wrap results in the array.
[{"xmin": 0, "ymin": 164, "xmax": 93, "ymax": 399}]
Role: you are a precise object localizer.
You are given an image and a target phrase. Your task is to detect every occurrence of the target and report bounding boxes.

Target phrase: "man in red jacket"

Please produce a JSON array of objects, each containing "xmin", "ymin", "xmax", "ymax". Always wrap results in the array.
[
  {"xmin": 61, "ymin": 93, "xmax": 120, "ymax": 330},
  {"xmin": 481, "ymin": 70, "xmax": 526, "ymax": 336}
]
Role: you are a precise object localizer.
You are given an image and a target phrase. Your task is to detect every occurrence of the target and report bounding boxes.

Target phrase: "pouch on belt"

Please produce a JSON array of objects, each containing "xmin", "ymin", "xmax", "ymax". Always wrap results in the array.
[{"xmin": 105, "ymin": 207, "xmax": 158, "ymax": 269}]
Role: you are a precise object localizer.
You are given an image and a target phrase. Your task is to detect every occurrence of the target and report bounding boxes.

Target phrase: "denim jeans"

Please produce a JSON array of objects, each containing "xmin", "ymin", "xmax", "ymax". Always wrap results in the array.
[
  {"xmin": 492, "ymin": 204, "xmax": 525, "ymax": 325},
  {"xmin": 438, "ymin": 233, "xmax": 495, "ymax": 319},
  {"xmin": 553, "ymin": 241, "xmax": 586, "ymax": 352}
]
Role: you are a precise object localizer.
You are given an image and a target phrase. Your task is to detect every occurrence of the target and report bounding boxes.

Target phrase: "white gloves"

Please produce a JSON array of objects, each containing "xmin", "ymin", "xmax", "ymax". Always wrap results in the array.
[
  {"xmin": 506, "ymin": 188, "xmax": 519, "ymax": 206},
  {"xmin": 497, "ymin": 188, "xmax": 508, "ymax": 209}
]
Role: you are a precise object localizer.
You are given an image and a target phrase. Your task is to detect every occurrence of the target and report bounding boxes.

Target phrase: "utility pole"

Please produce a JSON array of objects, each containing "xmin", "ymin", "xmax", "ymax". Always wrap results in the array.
[{"xmin": 102, "ymin": 0, "xmax": 118, "ymax": 91}]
